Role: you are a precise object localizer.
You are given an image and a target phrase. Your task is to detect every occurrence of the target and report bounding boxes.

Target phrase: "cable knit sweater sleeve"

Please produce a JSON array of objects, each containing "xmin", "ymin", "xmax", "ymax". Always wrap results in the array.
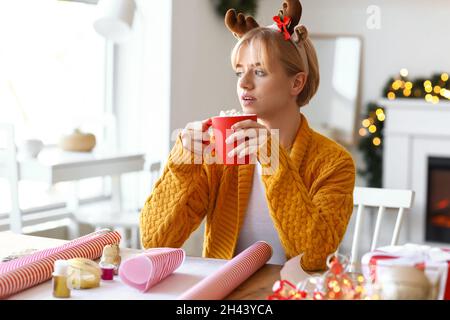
[
  {"xmin": 139, "ymin": 135, "xmax": 215, "ymax": 249},
  {"xmin": 260, "ymin": 140, "xmax": 355, "ymax": 272}
]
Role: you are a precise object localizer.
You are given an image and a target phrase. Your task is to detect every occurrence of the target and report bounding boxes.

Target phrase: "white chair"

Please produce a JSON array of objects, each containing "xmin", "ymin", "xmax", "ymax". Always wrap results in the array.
[
  {"xmin": 349, "ymin": 186, "xmax": 415, "ymax": 268},
  {"xmin": 74, "ymin": 161, "xmax": 161, "ymax": 248},
  {"xmin": 0, "ymin": 123, "xmax": 21, "ymax": 233}
]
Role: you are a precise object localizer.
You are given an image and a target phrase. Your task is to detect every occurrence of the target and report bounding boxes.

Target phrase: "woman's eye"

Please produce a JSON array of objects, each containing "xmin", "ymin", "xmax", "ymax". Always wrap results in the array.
[
  {"xmin": 255, "ymin": 70, "xmax": 266, "ymax": 76},
  {"xmin": 235, "ymin": 71, "xmax": 243, "ymax": 78}
]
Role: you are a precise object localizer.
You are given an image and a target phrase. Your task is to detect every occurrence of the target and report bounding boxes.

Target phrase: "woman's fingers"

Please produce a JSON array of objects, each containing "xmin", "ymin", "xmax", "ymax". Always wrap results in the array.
[
  {"xmin": 226, "ymin": 129, "xmax": 268, "ymax": 146},
  {"xmin": 239, "ymin": 145, "xmax": 259, "ymax": 158},
  {"xmin": 230, "ymin": 120, "xmax": 263, "ymax": 131},
  {"xmin": 228, "ymin": 138, "xmax": 258, "ymax": 157},
  {"xmin": 181, "ymin": 119, "xmax": 214, "ymax": 155},
  {"xmin": 225, "ymin": 121, "xmax": 269, "ymax": 158},
  {"xmin": 201, "ymin": 118, "xmax": 213, "ymax": 131},
  {"xmin": 182, "ymin": 118, "xmax": 269, "ymax": 158},
  {"xmin": 184, "ymin": 121, "xmax": 200, "ymax": 131},
  {"xmin": 202, "ymin": 130, "xmax": 211, "ymax": 144},
  {"xmin": 227, "ymin": 119, "xmax": 267, "ymax": 143},
  {"xmin": 192, "ymin": 142, "xmax": 205, "ymax": 155},
  {"xmin": 182, "ymin": 129, "xmax": 210, "ymax": 144},
  {"xmin": 226, "ymin": 128, "xmax": 258, "ymax": 144},
  {"xmin": 185, "ymin": 119, "xmax": 212, "ymax": 131},
  {"xmin": 182, "ymin": 137, "xmax": 206, "ymax": 155}
]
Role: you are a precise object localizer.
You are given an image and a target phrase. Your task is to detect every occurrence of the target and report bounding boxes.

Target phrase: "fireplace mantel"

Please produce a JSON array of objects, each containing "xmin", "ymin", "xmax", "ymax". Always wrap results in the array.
[{"xmin": 381, "ymin": 98, "xmax": 450, "ymax": 245}]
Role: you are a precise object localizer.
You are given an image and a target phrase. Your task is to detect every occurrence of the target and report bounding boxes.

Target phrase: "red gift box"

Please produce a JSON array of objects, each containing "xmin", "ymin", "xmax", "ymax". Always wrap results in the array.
[{"xmin": 361, "ymin": 244, "xmax": 450, "ymax": 300}]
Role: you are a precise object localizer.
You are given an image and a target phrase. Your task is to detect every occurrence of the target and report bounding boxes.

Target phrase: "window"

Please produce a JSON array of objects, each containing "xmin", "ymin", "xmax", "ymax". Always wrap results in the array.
[
  {"xmin": 0, "ymin": 0, "xmax": 105, "ymax": 144},
  {"xmin": 0, "ymin": 0, "xmax": 107, "ymax": 216}
]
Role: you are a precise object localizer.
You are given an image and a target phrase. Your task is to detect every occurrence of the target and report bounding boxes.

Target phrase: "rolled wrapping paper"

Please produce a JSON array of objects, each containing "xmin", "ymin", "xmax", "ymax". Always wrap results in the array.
[
  {"xmin": 119, "ymin": 248, "xmax": 185, "ymax": 292},
  {"xmin": 179, "ymin": 241, "xmax": 273, "ymax": 300},
  {"xmin": 0, "ymin": 229, "xmax": 111, "ymax": 274},
  {"xmin": 0, "ymin": 231, "xmax": 121, "ymax": 299}
]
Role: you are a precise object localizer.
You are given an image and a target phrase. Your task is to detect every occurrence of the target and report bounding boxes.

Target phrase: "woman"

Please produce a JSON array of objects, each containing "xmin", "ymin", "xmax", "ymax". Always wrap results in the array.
[{"xmin": 139, "ymin": 0, "xmax": 355, "ymax": 271}]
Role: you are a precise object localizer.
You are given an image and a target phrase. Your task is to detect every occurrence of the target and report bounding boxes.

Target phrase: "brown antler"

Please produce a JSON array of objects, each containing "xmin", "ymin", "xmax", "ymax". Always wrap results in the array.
[
  {"xmin": 225, "ymin": 9, "xmax": 259, "ymax": 39},
  {"xmin": 280, "ymin": 0, "xmax": 303, "ymax": 35}
]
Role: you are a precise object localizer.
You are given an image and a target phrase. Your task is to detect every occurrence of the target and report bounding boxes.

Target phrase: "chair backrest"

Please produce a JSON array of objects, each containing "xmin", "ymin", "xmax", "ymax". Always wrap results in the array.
[
  {"xmin": 0, "ymin": 123, "xmax": 22, "ymax": 233},
  {"xmin": 350, "ymin": 186, "xmax": 415, "ymax": 266}
]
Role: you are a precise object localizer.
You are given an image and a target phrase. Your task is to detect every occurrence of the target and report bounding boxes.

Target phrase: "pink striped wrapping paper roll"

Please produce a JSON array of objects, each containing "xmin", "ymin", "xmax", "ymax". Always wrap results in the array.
[
  {"xmin": 0, "ymin": 229, "xmax": 111, "ymax": 274},
  {"xmin": 0, "ymin": 230, "xmax": 121, "ymax": 299},
  {"xmin": 179, "ymin": 241, "xmax": 273, "ymax": 300},
  {"xmin": 119, "ymin": 248, "xmax": 185, "ymax": 292}
]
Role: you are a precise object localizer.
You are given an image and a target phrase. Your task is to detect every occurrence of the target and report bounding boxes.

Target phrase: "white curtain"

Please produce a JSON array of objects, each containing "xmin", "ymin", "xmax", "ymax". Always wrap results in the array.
[{"xmin": 114, "ymin": 0, "xmax": 172, "ymax": 210}]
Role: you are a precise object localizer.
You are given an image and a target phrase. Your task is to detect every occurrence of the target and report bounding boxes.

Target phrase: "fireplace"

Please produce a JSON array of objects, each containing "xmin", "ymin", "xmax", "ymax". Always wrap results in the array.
[
  {"xmin": 426, "ymin": 157, "xmax": 450, "ymax": 243},
  {"xmin": 382, "ymin": 98, "xmax": 450, "ymax": 245}
]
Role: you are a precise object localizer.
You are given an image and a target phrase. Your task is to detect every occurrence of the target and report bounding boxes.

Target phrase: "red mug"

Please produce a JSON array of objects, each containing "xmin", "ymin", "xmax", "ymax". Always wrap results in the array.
[{"xmin": 211, "ymin": 114, "xmax": 258, "ymax": 165}]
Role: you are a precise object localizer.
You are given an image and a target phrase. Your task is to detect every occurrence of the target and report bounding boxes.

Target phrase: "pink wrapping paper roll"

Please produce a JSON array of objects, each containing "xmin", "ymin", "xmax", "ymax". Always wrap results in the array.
[
  {"xmin": 0, "ymin": 230, "xmax": 121, "ymax": 299},
  {"xmin": 119, "ymin": 248, "xmax": 185, "ymax": 292},
  {"xmin": 0, "ymin": 229, "xmax": 111, "ymax": 274},
  {"xmin": 179, "ymin": 241, "xmax": 273, "ymax": 300}
]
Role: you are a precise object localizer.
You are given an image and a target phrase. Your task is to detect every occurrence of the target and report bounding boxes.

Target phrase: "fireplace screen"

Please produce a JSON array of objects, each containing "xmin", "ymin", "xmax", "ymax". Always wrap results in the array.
[{"xmin": 426, "ymin": 157, "xmax": 450, "ymax": 243}]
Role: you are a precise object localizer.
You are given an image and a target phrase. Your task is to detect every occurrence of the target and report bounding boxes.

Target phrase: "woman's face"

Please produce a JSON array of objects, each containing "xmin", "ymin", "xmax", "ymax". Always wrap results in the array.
[{"xmin": 235, "ymin": 43, "xmax": 297, "ymax": 119}]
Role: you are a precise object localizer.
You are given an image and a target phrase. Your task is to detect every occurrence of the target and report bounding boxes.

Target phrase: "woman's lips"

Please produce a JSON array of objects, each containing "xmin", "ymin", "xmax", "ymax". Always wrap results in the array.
[
  {"xmin": 243, "ymin": 100, "xmax": 256, "ymax": 106},
  {"xmin": 241, "ymin": 96, "xmax": 257, "ymax": 106}
]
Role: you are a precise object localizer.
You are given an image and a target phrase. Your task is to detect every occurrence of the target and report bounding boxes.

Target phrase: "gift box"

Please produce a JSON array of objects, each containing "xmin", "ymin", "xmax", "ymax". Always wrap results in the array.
[{"xmin": 361, "ymin": 244, "xmax": 450, "ymax": 300}]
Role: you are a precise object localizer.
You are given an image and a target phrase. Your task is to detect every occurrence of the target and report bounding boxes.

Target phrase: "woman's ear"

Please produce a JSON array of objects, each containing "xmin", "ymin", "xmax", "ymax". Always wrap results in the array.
[{"xmin": 291, "ymin": 72, "xmax": 307, "ymax": 96}]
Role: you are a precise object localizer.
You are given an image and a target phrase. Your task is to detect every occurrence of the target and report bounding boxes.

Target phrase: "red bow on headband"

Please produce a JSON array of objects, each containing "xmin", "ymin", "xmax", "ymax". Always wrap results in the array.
[{"xmin": 273, "ymin": 15, "xmax": 292, "ymax": 40}]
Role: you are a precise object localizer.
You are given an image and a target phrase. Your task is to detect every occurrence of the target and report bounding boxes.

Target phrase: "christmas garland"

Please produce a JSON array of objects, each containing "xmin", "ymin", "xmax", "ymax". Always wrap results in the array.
[
  {"xmin": 357, "ymin": 102, "xmax": 385, "ymax": 188},
  {"xmin": 358, "ymin": 71, "xmax": 450, "ymax": 187},
  {"xmin": 212, "ymin": 0, "xmax": 258, "ymax": 17},
  {"xmin": 382, "ymin": 70, "xmax": 450, "ymax": 102}
]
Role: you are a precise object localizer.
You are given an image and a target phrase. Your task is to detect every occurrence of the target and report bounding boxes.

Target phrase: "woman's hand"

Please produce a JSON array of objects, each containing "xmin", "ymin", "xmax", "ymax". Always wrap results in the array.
[
  {"xmin": 225, "ymin": 120, "xmax": 270, "ymax": 159},
  {"xmin": 181, "ymin": 119, "xmax": 213, "ymax": 156}
]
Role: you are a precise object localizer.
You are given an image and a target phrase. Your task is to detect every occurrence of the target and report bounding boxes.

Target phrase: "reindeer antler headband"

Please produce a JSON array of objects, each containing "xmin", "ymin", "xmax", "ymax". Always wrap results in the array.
[{"xmin": 225, "ymin": 0, "xmax": 309, "ymax": 74}]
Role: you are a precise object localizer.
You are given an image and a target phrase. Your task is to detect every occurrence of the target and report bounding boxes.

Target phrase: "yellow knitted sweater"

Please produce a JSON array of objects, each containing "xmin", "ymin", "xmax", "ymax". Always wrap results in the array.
[{"xmin": 140, "ymin": 114, "xmax": 355, "ymax": 271}]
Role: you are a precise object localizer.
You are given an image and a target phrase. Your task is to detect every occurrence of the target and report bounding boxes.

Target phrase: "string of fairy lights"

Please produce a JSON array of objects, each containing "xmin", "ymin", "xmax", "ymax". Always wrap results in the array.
[
  {"xmin": 357, "ymin": 70, "xmax": 450, "ymax": 187},
  {"xmin": 385, "ymin": 69, "xmax": 450, "ymax": 103},
  {"xmin": 358, "ymin": 107, "xmax": 385, "ymax": 147},
  {"xmin": 359, "ymin": 70, "xmax": 450, "ymax": 148}
]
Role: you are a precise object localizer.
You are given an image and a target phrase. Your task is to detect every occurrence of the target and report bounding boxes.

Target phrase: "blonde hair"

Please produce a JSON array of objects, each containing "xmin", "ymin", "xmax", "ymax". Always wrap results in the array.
[{"xmin": 231, "ymin": 27, "xmax": 320, "ymax": 107}]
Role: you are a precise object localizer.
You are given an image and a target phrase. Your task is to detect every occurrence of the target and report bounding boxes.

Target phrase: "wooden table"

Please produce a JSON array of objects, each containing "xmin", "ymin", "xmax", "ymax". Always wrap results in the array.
[
  {"xmin": 225, "ymin": 264, "xmax": 282, "ymax": 300},
  {"xmin": 0, "ymin": 232, "xmax": 281, "ymax": 300}
]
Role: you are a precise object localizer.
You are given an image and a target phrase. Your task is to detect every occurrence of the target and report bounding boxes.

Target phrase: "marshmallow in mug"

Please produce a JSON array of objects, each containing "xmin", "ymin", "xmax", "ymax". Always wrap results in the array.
[{"xmin": 219, "ymin": 109, "xmax": 246, "ymax": 116}]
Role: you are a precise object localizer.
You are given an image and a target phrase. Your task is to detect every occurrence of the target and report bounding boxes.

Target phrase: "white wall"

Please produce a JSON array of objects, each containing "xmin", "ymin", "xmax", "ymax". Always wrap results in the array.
[
  {"xmin": 170, "ymin": 0, "xmax": 450, "ymax": 135},
  {"xmin": 283, "ymin": 0, "xmax": 450, "ymax": 108},
  {"xmin": 169, "ymin": 0, "xmax": 239, "ymax": 141}
]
